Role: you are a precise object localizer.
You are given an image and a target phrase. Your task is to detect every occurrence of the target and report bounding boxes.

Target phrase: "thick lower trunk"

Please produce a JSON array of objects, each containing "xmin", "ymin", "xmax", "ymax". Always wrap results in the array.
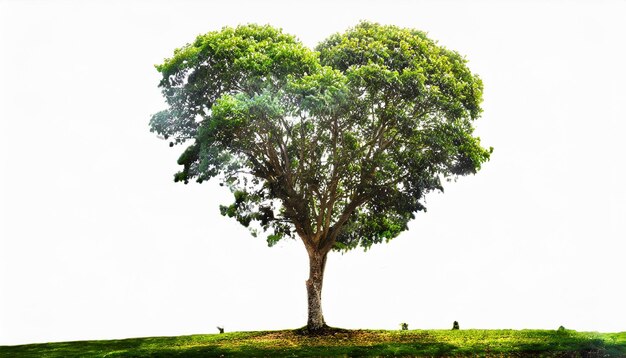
[{"xmin": 306, "ymin": 251, "xmax": 328, "ymax": 331}]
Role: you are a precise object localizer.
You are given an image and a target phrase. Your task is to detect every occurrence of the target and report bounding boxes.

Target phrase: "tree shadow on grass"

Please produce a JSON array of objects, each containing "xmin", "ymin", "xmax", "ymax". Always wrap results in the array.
[{"xmin": 104, "ymin": 341, "xmax": 460, "ymax": 357}]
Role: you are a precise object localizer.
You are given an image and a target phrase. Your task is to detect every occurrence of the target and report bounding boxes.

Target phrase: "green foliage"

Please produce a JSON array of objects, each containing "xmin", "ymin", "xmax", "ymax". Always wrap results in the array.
[
  {"xmin": 3, "ymin": 329, "xmax": 625, "ymax": 357},
  {"xmin": 150, "ymin": 22, "xmax": 492, "ymax": 251}
]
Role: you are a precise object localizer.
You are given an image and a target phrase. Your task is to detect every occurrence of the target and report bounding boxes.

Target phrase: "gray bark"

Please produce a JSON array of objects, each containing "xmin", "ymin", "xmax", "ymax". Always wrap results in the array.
[{"xmin": 306, "ymin": 251, "xmax": 328, "ymax": 331}]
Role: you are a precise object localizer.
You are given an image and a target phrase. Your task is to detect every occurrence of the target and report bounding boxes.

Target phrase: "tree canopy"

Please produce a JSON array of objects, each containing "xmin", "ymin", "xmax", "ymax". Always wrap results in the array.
[{"xmin": 150, "ymin": 21, "xmax": 491, "ymax": 253}]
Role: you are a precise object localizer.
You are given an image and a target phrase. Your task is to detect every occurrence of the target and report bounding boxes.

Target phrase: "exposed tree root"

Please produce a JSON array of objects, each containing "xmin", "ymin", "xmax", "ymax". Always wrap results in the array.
[{"xmin": 293, "ymin": 325, "xmax": 352, "ymax": 336}]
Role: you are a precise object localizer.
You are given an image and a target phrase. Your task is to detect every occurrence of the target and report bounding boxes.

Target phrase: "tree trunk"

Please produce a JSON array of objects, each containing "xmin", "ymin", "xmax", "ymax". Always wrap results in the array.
[{"xmin": 306, "ymin": 250, "xmax": 328, "ymax": 332}]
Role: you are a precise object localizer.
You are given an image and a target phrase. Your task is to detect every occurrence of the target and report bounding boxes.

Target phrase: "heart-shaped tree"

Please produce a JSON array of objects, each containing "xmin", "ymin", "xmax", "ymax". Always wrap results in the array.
[{"xmin": 150, "ymin": 21, "xmax": 491, "ymax": 332}]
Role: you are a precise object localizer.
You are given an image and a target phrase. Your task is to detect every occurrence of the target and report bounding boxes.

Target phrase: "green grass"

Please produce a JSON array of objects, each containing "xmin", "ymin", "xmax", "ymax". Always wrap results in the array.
[{"xmin": 1, "ymin": 328, "xmax": 625, "ymax": 357}]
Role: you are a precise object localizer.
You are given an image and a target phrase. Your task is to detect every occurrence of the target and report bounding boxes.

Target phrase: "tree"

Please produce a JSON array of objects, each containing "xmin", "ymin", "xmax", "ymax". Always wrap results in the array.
[{"xmin": 150, "ymin": 21, "xmax": 492, "ymax": 332}]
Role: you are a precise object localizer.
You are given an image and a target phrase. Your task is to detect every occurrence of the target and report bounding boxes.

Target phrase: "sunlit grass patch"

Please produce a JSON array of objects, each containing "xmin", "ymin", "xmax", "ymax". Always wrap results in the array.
[{"xmin": 1, "ymin": 329, "xmax": 625, "ymax": 357}]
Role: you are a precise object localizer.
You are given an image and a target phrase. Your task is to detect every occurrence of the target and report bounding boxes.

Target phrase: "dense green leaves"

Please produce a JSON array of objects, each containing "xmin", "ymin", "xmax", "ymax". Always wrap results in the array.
[{"xmin": 150, "ymin": 22, "xmax": 491, "ymax": 252}]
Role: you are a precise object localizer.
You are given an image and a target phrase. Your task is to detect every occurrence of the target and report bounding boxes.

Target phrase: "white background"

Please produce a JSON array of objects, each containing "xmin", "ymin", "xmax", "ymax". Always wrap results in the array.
[{"xmin": 1, "ymin": 0, "xmax": 625, "ymax": 346}]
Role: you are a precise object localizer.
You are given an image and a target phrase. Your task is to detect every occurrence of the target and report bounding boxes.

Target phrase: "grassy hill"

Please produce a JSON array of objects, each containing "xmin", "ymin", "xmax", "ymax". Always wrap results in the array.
[{"xmin": 1, "ymin": 328, "xmax": 625, "ymax": 357}]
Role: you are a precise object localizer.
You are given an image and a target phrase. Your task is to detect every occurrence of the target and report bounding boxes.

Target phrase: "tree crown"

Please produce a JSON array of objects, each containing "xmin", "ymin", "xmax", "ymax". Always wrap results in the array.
[{"xmin": 150, "ymin": 22, "xmax": 492, "ymax": 252}]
